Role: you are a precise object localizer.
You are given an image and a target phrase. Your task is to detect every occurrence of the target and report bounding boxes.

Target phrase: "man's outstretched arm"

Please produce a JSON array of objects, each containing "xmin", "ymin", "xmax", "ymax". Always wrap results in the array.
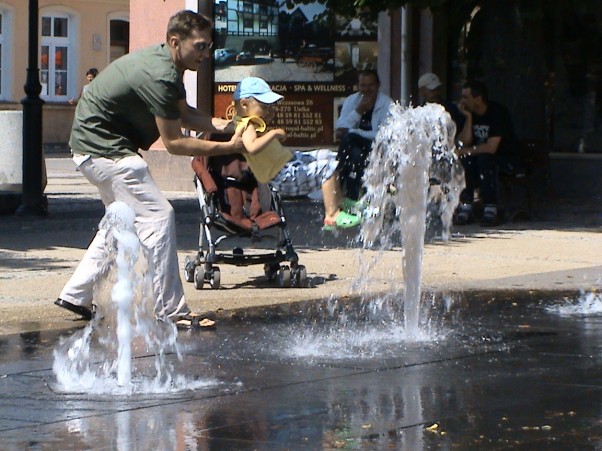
[{"xmin": 155, "ymin": 115, "xmax": 244, "ymax": 157}]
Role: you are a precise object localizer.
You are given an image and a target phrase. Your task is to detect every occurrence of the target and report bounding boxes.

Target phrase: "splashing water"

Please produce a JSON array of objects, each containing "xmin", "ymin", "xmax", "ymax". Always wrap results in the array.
[
  {"xmin": 359, "ymin": 103, "xmax": 463, "ymax": 340},
  {"xmin": 546, "ymin": 290, "xmax": 602, "ymax": 316},
  {"xmin": 53, "ymin": 202, "xmax": 206, "ymax": 394},
  {"xmin": 277, "ymin": 292, "xmax": 453, "ymax": 361}
]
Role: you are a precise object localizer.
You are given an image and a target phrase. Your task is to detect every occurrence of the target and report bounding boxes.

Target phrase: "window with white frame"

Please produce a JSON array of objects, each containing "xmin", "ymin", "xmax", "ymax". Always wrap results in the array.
[
  {"xmin": 0, "ymin": 13, "xmax": 4, "ymax": 98},
  {"xmin": 109, "ymin": 19, "xmax": 129, "ymax": 62},
  {"xmin": 0, "ymin": 8, "xmax": 10, "ymax": 101},
  {"xmin": 41, "ymin": 13, "xmax": 70, "ymax": 101}
]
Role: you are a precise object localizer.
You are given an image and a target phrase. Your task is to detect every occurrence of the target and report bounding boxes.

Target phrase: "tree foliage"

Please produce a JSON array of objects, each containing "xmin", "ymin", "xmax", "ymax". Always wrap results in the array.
[{"xmin": 285, "ymin": 0, "xmax": 473, "ymax": 20}]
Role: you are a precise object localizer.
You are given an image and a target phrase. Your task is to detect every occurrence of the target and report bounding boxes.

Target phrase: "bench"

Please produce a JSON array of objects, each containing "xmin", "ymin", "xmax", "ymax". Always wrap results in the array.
[{"xmin": 499, "ymin": 139, "xmax": 551, "ymax": 221}]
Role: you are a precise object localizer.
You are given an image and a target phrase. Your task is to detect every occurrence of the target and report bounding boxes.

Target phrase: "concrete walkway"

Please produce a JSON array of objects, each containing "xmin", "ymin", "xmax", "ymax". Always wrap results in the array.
[{"xmin": 0, "ymin": 156, "xmax": 600, "ymax": 335}]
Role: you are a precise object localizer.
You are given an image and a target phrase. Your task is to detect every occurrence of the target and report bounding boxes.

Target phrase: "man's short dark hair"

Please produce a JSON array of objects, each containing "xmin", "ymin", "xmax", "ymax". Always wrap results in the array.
[
  {"xmin": 463, "ymin": 80, "xmax": 488, "ymax": 102},
  {"xmin": 359, "ymin": 69, "xmax": 380, "ymax": 84},
  {"xmin": 166, "ymin": 10, "xmax": 213, "ymax": 40}
]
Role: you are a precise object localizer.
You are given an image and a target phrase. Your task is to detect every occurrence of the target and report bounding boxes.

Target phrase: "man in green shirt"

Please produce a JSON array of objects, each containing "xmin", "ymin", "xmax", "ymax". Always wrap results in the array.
[{"xmin": 55, "ymin": 10, "xmax": 243, "ymax": 328}]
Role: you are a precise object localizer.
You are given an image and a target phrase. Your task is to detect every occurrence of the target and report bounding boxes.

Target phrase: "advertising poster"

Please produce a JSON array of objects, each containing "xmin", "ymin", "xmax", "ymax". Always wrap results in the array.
[{"xmin": 213, "ymin": 0, "xmax": 378, "ymax": 147}]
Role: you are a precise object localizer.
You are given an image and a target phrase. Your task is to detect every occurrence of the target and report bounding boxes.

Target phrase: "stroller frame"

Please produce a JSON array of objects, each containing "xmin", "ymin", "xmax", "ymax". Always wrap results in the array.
[{"xmin": 183, "ymin": 155, "xmax": 307, "ymax": 290}]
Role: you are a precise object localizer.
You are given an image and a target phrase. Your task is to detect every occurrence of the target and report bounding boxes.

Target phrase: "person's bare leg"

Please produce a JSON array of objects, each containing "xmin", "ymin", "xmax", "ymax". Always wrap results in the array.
[{"xmin": 322, "ymin": 174, "xmax": 343, "ymax": 222}]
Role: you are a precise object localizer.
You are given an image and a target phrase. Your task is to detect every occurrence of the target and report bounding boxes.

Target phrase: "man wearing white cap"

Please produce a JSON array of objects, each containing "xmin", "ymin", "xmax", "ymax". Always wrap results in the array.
[
  {"xmin": 418, "ymin": 72, "xmax": 465, "ymax": 127},
  {"xmin": 418, "ymin": 72, "xmax": 444, "ymax": 97},
  {"xmin": 417, "ymin": 72, "xmax": 465, "ymax": 231}
]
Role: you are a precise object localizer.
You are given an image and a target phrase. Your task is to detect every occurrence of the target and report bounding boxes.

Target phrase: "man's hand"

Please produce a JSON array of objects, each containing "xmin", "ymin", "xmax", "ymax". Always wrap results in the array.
[
  {"xmin": 455, "ymin": 146, "xmax": 470, "ymax": 158},
  {"xmin": 212, "ymin": 117, "xmax": 233, "ymax": 132},
  {"xmin": 356, "ymin": 93, "xmax": 377, "ymax": 114},
  {"xmin": 335, "ymin": 127, "xmax": 349, "ymax": 139},
  {"xmin": 228, "ymin": 126, "xmax": 245, "ymax": 153},
  {"xmin": 458, "ymin": 102, "xmax": 472, "ymax": 118}
]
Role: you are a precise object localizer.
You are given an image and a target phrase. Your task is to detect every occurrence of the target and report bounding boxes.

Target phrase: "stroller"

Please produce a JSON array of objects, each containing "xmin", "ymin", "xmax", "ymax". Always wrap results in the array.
[{"xmin": 183, "ymin": 151, "xmax": 308, "ymax": 290}]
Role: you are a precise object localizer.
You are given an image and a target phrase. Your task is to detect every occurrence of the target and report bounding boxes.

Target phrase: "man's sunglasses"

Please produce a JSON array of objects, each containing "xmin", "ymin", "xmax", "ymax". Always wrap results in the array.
[{"xmin": 194, "ymin": 41, "xmax": 214, "ymax": 52}]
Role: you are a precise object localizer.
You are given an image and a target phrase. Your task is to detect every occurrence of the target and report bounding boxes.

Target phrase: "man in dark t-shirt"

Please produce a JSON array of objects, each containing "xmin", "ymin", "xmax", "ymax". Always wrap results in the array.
[
  {"xmin": 455, "ymin": 80, "xmax": 521, "ymax": 226},
  {"xmin": 55, "ymin": 11, "xmax": 244, "ymax": 328}
]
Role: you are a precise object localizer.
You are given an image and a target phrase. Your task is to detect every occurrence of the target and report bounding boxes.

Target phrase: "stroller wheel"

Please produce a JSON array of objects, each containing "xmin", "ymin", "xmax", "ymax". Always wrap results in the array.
[
  {"xmin": 184, "ymin": 256, "xmax": 195, "ymax": 283},
  {"xmin": 278, "ymin": 265, "xmax": 291, "ymax": 288},
  {"xmin": 193, "ymin": 266, "xmax": 204, "ymax": 290},
  {"xmin": 209, "ymin": 267, "xmax": 221, "ymax": 290},
  {"xmin": 264, "ymin": 263, "xmax": 280, "ymax": 281},
  {"xmin": 294, "ymin": 265, "xmax": 308, "ymax": 288}
]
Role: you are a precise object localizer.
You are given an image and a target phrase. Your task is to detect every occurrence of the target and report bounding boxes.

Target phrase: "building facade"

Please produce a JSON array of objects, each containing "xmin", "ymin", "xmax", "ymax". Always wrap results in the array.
[
  {"xmin": 1, "ymin": 0, "xmax": 129, "ymax": 148},
  {"xmin": 215, "ymin": 0, "xmax": 279, "ymax": 52}
]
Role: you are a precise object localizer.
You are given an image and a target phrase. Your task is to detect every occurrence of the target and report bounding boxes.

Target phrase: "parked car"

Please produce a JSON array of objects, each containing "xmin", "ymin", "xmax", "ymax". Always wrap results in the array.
[
  {"xmin": 214, "ymin": 48, "xmax": 238, "ymax": 66},
  {"xmin": 295, "ymin": 46, "xmax": 334, "ymax": 72},
  {"xmin": 236, "ymin": 50, "xmax": 255, "ymax": 65},
  {"xmin": 242, "ymin": 39, "xmax": 270, "ymax": 55},
  {"xmin": 269, "ymin": 47, "xmax": 296, "ymax": 62}
]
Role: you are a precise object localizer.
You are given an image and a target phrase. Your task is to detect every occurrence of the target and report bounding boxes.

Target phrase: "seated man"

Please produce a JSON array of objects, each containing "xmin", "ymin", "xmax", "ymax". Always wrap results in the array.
[
  {"xmin": 455, "ymin": 80, "xmax": 522, "ymax": 226},
  {"xmin": 418, "ymin": 72, "xmax": 466, "ymax": 238},
  {"xmin": 335, "ymin": 69, "xmax": 393, "ymax": 201},
  {"xmin": 418, "ymin": 72, "xmax": 465, "ymax": 133},
  {"xmin": 418, "ymin": 72, "xmax": 466, "ymax": 183}
]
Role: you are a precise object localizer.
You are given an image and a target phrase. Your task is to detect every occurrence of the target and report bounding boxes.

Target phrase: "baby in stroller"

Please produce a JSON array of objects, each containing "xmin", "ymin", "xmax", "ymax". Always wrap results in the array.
[
  {"xmin": 185, "ymin": 149, "xmax": 305, "ymax": 289},
  {"xmin": 184, "ymin": 77, "xmax": 361, "ymax": 290},
  {"xmin": 231, "ymin": 76, "xmax": 361, "ymax": 231}
]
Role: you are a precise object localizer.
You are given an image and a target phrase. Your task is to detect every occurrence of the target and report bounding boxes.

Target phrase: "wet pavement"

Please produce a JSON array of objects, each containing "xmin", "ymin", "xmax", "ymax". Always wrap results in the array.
[{"xmin": 2, "ymin": 293, "xmax": 602, "ymax": 450}]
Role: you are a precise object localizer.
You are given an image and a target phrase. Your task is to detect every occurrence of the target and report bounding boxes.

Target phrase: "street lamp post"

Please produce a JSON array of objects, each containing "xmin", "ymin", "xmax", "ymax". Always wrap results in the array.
[{"xmin": 18, "ymin": 0, "xmax": 46, "ymax": 215}]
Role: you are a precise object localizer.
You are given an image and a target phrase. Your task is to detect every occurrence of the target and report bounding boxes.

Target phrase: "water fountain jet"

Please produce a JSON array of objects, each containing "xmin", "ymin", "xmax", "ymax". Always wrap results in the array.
[
  {"xmin": 52, "ymin": 202, "xmax": 186, "ymax": 394},
  {"xmin": 359, "ymin": 103, "xmax": 463, "ymax": 340}
]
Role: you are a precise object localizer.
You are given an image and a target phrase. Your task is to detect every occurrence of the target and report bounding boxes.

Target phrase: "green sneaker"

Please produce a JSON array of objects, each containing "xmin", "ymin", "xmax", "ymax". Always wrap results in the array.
[
  {"xmin": 323, "ymin": 210, "xmax": 361, "ymax": 231},
  {"xmin": 341, "ymin": 197, "xmax": 358, "ymax": 213}
]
